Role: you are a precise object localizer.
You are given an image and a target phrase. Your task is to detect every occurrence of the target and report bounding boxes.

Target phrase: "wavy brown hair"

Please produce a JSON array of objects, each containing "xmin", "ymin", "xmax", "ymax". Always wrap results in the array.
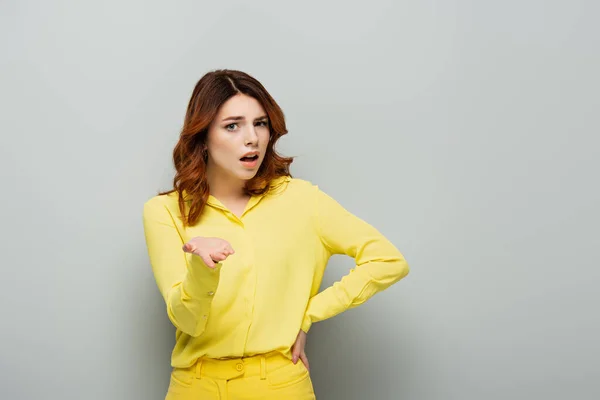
[{"xmin": 159, "ymin": 69, "xmax": 293, "ymax": 227}]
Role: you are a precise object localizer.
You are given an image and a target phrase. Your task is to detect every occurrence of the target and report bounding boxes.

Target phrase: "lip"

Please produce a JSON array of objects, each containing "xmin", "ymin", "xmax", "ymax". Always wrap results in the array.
[
  {"xmin": 240, "ymin": 151, "xmax": 260, "ymax": 169},
  {"xmin": 240, "ymin": 151, "xmax": 260, "ymax": 158},
  {"xmin": 240, "ymin": 157, "xmax": 259, "ymax": 169}
]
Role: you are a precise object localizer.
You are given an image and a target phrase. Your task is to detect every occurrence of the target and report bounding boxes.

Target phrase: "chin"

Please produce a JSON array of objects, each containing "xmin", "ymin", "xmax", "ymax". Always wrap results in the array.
[{"xmin": 236, "ymin": 170, "xmax": 259, "ymax": 181}]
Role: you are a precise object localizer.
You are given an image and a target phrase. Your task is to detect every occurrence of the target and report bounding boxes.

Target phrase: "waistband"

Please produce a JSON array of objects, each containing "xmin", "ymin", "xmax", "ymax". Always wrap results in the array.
[{"xmin": 178, "ymin": 351, "xmax": 291, "ymax": 381}]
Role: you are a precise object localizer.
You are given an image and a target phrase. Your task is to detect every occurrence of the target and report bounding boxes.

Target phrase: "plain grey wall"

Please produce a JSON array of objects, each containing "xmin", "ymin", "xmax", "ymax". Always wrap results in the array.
[{"xmin": 1, "ymin": 0, "xmax": 598, "ymax": 399}]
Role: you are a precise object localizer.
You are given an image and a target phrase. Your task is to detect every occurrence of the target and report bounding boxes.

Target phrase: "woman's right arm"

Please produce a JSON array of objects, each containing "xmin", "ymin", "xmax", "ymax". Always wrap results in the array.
[{"xmin": 142, "ymin": 198, "xmax": 221, "ymax": 337}]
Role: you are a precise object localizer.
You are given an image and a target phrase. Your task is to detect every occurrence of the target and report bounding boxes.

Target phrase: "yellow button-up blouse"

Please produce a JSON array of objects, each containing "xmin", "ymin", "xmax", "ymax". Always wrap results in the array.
[{"xmin": 142, "ymin": 176, "xmax": 409, "ymax": 367}]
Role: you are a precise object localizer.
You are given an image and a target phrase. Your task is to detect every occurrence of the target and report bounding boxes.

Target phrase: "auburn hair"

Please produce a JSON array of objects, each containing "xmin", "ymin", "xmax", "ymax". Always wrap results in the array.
[{"xmin": 158, "ymin": 69, "xmax": 293, "ymax": 227}]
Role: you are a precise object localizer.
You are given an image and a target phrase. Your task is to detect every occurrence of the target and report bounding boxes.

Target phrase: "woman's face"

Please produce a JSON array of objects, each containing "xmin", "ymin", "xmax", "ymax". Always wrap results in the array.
[{"xmin": 206, "ymin": 93, "xmax": 270, "ymax": 183}]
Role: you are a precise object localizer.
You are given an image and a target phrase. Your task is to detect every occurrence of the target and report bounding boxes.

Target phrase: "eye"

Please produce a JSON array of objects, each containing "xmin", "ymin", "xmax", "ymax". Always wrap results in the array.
[
  {"xmin": 255, "ymin": 120, "xmax": 268, "ymax": 127},
  {"xmin": 225, "ymin": 123, "xmax": 238, "ymax": 131}
]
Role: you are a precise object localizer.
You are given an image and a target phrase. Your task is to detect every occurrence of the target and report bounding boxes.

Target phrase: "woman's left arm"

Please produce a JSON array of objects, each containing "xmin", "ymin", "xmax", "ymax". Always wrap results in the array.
[{"xmin": 300, "ymin": 186, "xmax": 410, "ymax": 333}]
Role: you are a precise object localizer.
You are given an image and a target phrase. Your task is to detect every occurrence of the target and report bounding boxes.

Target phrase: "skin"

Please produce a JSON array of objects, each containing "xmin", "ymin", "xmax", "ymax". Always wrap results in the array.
[
  {"xmin": 205, "ymin": 93, "xmax": 270, "ymax": 217},
  {"xmin": 182, "ymin": 93, "xmax": 310, "ymax": 370}
]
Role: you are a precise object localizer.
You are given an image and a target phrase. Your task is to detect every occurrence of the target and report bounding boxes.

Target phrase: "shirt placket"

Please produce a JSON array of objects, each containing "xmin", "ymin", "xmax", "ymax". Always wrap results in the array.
[
  {"xmin": 240, "ymin": 222, "xmax": 257, "ymax": 355},
  {"xmin": 208, "ymin": 196, "xmax": 262, "ymax": 357}
]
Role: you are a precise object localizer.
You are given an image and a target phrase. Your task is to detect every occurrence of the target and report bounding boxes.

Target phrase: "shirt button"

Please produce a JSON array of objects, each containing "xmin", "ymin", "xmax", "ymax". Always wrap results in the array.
[
  {"xmin": 235, "ymin": 363, "xmax": 244, "ymax": 371},
  {"xmin": 203, "ymin": 315, "xmax": 207, "ymax": 319},
  {"xmin": 207, "ymin": 291, "xmax": 214, "ymax": 296}
]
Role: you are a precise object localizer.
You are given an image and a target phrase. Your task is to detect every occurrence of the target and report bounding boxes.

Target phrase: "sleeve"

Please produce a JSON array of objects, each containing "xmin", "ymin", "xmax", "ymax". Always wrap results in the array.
[
  {"xmin": 142, "ymin": 198, "xmax": 222, "ymax": 337},
  {"xmin": 300, "ymin": 186, "xmax": 410, "ymax": 333}
]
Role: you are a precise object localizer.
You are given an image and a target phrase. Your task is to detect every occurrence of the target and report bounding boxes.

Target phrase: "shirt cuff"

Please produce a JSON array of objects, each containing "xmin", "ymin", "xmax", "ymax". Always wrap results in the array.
[
  {"xmin": 300, "ymin": 313, "xmax": 313, "ymax": 333},
  {"xmin": 182, "ymin": 257, "xmax": 223, "ymax": 300}
]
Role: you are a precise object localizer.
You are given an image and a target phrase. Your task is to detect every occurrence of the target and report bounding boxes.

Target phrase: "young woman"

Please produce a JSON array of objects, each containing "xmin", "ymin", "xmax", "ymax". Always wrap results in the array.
[{"xmin": 142, "ymin": 69, "xmax": 410, "ymax": 399}]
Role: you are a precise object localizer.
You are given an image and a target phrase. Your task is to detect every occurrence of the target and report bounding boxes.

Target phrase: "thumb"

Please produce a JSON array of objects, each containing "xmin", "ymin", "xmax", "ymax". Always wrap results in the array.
[{"xmin": 292, "ymin": 348, "xmax": 299, "ymax": 364}]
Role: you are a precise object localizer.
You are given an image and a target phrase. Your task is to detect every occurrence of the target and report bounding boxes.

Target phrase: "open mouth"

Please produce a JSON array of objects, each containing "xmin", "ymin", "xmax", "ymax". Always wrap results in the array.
[{"xmin": 240, "ymin": 155, "xmax": 259, "ymax": 162}]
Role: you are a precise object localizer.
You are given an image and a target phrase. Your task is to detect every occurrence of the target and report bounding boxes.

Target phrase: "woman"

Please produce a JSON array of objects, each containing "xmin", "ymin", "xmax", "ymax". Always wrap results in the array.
[{"xmin": 142, "ymin": 69, "xmax": 410, "ymax": 399}]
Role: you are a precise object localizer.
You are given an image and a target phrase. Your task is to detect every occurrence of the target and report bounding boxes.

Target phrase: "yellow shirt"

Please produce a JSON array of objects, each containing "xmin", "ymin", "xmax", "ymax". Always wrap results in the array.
[{"xmin": 142, "ymin": 176, "xmax": 409, "ymax": 367}]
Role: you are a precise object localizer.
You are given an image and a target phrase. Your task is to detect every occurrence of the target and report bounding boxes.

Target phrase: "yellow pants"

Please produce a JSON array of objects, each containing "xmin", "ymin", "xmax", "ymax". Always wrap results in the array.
[{"xmin": 165, "ymin": 352, "xmax": 316, "ymax": 399}]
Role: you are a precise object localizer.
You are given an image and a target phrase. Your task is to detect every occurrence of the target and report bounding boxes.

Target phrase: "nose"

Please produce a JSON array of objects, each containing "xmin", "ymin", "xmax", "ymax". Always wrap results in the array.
[{"xmin": 244, "ymin": 125, "xmax": 259, "ymax": 146}]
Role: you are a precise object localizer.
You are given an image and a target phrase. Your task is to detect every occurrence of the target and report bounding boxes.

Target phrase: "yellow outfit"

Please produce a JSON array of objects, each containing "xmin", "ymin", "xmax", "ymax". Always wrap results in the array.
[
  {"xmin": 142, "ymin": 176, "xmax": 409, "ymax": 398},
  {"xmin": 165, "ymin": 352, "xmax": 316, "ymax": 399}
]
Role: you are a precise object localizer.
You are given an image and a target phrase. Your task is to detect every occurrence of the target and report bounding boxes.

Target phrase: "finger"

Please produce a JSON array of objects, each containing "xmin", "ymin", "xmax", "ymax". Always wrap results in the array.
[
  {"xmin": 300, "ymin": 352, "xmax": 310, "ymax": 371},
  {"xmin": 200, "ymin": 254, "xmax": 216, "ymax": 268},
  {"xmin": 227, "ymin": 245, "xmax": 235, "ymax": 254},
  {"xmin": 292, "ymin": 347, "xmax": 300, "ymax": 364},
  {"xmin": 219, "ymin": 245, "xmax": 232, "ymax": 255},
  {"xmin": 211, "ymin": 252, "xmax": 227, "ymax": 261}
]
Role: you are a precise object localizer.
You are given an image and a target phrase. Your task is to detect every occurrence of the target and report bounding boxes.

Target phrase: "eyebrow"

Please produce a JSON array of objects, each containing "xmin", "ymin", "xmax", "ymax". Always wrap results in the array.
[{"xmin": 222, "ymin": 115, "xmax": 268, "ymax": 122}]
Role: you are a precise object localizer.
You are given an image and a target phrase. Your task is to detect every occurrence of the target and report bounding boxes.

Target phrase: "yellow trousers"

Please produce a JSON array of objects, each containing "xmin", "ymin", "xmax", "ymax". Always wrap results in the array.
[{"xmin": 165, "ymin": 352, "xmax": 316, "ymax": 399}]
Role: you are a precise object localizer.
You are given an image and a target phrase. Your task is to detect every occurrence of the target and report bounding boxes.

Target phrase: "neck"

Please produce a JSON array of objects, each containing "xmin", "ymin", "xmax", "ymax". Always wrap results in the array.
[{"xmin": 205, "ymin": 167, "xmax": 248, "ymax": 201}]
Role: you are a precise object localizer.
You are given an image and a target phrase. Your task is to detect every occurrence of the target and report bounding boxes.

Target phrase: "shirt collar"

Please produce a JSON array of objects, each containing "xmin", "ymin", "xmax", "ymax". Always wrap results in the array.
[{"xmin": 185, "ymin": 175, "xmax": 291, "ymax": 214}]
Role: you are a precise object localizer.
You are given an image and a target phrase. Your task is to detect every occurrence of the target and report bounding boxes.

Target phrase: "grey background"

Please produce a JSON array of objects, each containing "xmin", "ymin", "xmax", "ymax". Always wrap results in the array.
[{"xmin": 1, "ymin": 0, "xmax": 598, "ymax": 399}]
